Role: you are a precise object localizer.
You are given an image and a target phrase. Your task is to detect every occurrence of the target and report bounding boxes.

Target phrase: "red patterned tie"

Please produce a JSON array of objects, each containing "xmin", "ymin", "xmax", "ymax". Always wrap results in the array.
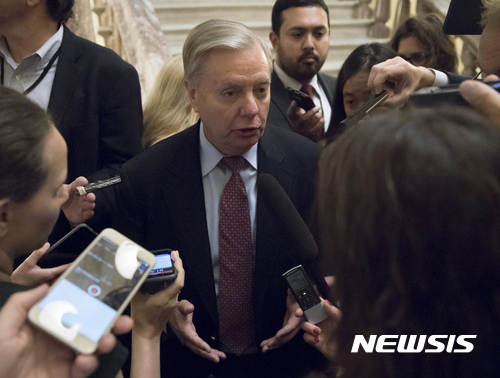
[
  {"xmin": 218, "ymin": 156, "xmax": 255, "ymax": 355},
  {"xmin": 300, "ymin": 82, "xmax": 314, "ymax": 99}
]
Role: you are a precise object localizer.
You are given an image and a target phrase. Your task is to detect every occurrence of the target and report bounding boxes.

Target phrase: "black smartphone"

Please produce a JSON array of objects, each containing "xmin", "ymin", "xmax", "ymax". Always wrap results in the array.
[
  {"xmin": 410, "ymin": 80, "xmax": 500, "ymax": 108},
  {"xmin": 283, "ymin": 265, "xmax": 327, "ymax": 324},
  {"xmin": 286, "ymin": 86, "xmax": 315, "ymax": 111},
  {"xmin": 141, "ymin": 249, "xmax": 178, "ymax": 294},
  {"xmin": 37, "ymin": 223, "xmax": 98, "ymax": 268}
]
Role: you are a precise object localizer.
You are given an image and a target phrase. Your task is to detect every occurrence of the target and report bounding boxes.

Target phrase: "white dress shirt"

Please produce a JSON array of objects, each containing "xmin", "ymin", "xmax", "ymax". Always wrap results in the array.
[
  {"xmin": 199, "ymin": 123, "xmax": 258, "ymax": 295},
  {"xmin": 0, "ymin": 25, "xmax": 63, "ymax": 110}
]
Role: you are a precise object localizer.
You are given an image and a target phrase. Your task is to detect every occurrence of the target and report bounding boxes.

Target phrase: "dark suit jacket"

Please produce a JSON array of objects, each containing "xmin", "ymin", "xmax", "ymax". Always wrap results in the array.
[
  {"xmin": 267, "ymin": 69, "xmax": 337, "ymax": 131},
  {"xmin": 48, "ymin": 26, "xmax": 143, "ymax": 242},
  {"xmin": 113, "ymin": 123, "xmax": 328, "ymax": 377}
]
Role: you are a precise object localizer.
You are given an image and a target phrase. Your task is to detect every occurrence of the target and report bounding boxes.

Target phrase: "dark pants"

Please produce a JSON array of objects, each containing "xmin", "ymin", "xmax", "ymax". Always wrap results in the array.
[{"xmin": 160, "ymin": 333, "xmax": 330, "ymax": 378}]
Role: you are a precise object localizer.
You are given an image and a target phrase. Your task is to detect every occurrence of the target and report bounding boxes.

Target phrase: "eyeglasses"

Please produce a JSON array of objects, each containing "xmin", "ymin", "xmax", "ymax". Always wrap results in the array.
[{"xmin": 400, "ymin": 52, "xmax": 428, "ymax": 66}]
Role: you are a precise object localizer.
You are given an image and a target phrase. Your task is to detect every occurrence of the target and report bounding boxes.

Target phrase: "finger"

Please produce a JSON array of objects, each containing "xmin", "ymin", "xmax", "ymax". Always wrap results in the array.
[
  {"xmin": 323, "ymin": 300, "xmax": 342, "ymax": 319},
  {"xmin": 301, "ymin": 320, "xmax": 321, "ymax": 336},
  {"xmin": 459, "ymin": 80, "xmax": 500, "ymax": 127},
  {"xmin": 185, "ymin": 334, "xmax": 212, "ymax": 353},
  {"xmin": 33, "ymin": 242, "xmax": 51, "ymax": 258},
  {"xmin": 0, "ymin": 285, "xmax": 49, "ymax": 330},
  {"xmin": 72, "ymin": 354, "xmax": 99, "ymax": 378},
  {"xmin": 178, "ymin": 299, "xmax": 195, "ymax": 314},
  {"xmin": 8, "ymin": 284, "xmax": 49, "ymax": 313},
  {"xmin": 72, "ymin": 176, "xmax": 89, "ymax": 188},
  {"xmin": 111, "ymin": 315, "xmax": 134, "ymax": 335},
  {"xmin": 302, "ymin": 331, "xmax": 320, "ymax": 346},
  {"xmin": 96, "ymin": 333, "xmax": 116, "ymax": 355},
  {"xmin": 484, "ymin": 74, "xmax": 499, "ymax": 82},
  {"xmin": 45, "ymin": 263, "xmax": 71, "ymax": 278}
]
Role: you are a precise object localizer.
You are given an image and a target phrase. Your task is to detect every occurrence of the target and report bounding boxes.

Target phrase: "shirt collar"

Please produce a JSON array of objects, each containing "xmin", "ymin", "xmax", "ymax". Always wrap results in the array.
[
  {"xmin": 0, "ymin": 24, "xmax": 63, "ymax": 69},
  {"xmin": 199, "ymin": 122, "xmax": 258, "ymax": 177},
  {"xmin": 36, "ymin": 24, "xmax": 63, "ymax": 69},
  {"xmin": 273, "ymin": 60, "xmax": 320, "ymax": 94}
]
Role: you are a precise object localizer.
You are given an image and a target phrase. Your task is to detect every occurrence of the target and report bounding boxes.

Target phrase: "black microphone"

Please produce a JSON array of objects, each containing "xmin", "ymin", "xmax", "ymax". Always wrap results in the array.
[{"xmin": 257, "ymin": 173, "xmax": 334, "ymax": 304}]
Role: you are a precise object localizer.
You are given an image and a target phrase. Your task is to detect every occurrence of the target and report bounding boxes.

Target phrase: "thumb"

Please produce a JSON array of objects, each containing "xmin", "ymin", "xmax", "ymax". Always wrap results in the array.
[
  {"xmin": 459, "ymin": 80, "xmax": 500, "ymax": 128},
  {"xmin": 0, "ymin": 285, "xmax": 49, "ymax": 325}
]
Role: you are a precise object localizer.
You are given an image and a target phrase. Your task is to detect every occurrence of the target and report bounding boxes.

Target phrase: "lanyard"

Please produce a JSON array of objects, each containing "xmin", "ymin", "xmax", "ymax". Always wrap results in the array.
[{"xmin": 0, "ymin": 46, "xmax": 61, "ymax": 95}]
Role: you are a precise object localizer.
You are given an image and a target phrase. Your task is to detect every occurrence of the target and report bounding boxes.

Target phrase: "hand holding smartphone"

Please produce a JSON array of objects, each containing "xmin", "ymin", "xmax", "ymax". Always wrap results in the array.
[
  {"xmin": 286, "ymin": 86, "xmax": 316, "ymax": 111},
  {"xmin": 141, "ymin": 249, "xmax": 178, "ymax": 294},
  {"xmin": 28, "ymin": 228, "xmax": 156, "ymax": 354}
]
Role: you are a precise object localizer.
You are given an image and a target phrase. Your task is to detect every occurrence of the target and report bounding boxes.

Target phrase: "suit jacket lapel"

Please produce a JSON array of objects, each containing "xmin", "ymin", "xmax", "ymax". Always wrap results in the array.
[
  {"xmin": 160, "ymin": 124, "xmax": 218, "ymax": 326},
  {"xmin": 270, "ymin": 70, "xmax": 293, "ymax": 128},
  {"xmin": 48, "ymin": 25, "xmax": 82, "ymax": 130}
]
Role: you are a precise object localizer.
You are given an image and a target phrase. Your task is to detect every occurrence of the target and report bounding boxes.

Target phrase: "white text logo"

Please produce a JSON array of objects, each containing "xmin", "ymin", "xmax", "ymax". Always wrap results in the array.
[{"xmin": 351, "ymin": 335, "xmax": 476, "ymax": 353}]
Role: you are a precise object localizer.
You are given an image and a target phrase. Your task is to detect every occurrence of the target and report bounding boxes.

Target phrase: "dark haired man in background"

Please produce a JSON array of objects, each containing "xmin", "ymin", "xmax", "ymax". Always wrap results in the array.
[{"xmin": 268, "ymin": 0, "xmax": 337, "ymax": 142}]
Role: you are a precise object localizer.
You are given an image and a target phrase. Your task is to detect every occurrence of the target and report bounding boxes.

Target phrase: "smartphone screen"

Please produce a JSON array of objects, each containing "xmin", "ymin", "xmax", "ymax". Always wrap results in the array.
[
  {"xmin": 149, "ymin": 252, "xmax": 174, "ymax": 277},
  {"xmin": 30, "ymin": 231, "xmax": 154, "ymax": 351}
]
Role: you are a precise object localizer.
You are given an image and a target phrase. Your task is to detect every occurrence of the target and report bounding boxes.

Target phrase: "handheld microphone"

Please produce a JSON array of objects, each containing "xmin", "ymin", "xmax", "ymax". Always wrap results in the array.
[{"xmin": 257, "ymin": 173, "xmax": 334, "ymax": 304}]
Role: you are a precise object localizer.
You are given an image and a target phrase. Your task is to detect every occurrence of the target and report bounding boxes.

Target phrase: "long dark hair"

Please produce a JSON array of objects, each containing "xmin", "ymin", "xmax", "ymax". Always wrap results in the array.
[
  {"xmin": 390, "ymin": 14, "xmax": 458, "ymax": 72},
  {"xmin": 327, "ymin": 43, "xmax": 397, "ymax": 141},
  {"xmin": 318, "ymin": 106, "xmax": 500, "ymax": 378}
]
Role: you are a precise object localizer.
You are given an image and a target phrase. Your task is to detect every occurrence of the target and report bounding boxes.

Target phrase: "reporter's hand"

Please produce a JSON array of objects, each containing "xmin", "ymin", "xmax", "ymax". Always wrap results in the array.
[
  {"xmin": 11, "ymin": 243, "xmax": 70, "ymax": 287},
  {"xmin": 131, "ymin": 251, "xmax": 185, "ymax": 339},
  {"xmin": 287, "ymin": 102, "xmax": 325, "ymax": 142},
  {"xmin": 459, "ymin": 75, "xmax": 500, "ymax": 128},
  {"xmin": 368, "ymin": 57, "xmax": 435, "ymax": 108},
  {"xmin": 0, "ymin": 284, "xmax": 133, "ymax": 378},
  {"xmin": 61, "ymin": 177, "xmax": 96, "ymax": 225},
  {"xmin": 169, "ymin": 299, "xmax": 226, "ymax": 363},
  {"xmin": 260, "ymin": 289, "xmax": 303, "ymax": 353},
  {"xmin": 301, "ymin": 300, "xmax": 341, "ymax": 361}
]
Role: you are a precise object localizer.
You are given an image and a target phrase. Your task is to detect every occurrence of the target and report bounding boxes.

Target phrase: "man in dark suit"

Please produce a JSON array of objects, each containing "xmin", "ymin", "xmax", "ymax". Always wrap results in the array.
[
  {"xmin": 0, "ymin": 0, "xmax": 142, "ymax": 242},
  {"xmin": 114, "ymin": 19, "xmax": 328, "ymax": 378},
  {"xmin": 268, "ymin": 0, "xmax": 337, "ymax": 142}
]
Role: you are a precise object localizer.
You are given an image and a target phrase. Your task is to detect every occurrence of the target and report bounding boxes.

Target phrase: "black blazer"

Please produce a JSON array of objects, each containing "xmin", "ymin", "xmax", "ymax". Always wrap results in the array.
[
  {"xmin": 48, "ymin": 26, "xmax": 143, "ymax": 241},
  {"xmin": 267, "ymin": 69, "xmax": 337, "ymax": 131},
  {"xmin": 113, "ymin": 123, "xmax": 326, "ymax": 376}
]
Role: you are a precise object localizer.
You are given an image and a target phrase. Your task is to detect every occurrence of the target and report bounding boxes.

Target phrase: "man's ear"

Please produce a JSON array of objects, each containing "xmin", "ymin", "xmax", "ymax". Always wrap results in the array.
[
  {"xmin": 185, "ymin": 80, "xmax": 200, "ymax": 113},
  {"xmin": 269, "ymin": 31, "xmax": 279, "ymax": 51},
  {"xmin": 0, "ymin": 199, "xmax": 11, "ymax": 238}
]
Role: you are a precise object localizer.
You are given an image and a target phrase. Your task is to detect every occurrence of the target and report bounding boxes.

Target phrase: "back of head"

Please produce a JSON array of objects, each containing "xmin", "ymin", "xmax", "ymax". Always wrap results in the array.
[
  {"xmin": 330, "ymin": 43, "xmax": 397, "ymax": 134},
  {"xmin": 481, "ymin": 0, "xmax": 500, "ymax": 28},
  {"xmin": 183, "ymin": 19, "xmax": 271, "ymax": 85},
  {"xmin": 390, "ymin": 14, "xmax": 458, "ymax": 72},
  {"xmin": 271, "ymin": 0, "xmax": 330, "ymax": 34},
  {"xmin": 142, "ymin": 55, "xmax": 198, "ymax": 148},
  {"xmin": 0, "ymin": 87, "xmax": 52, "ymax": 203},
  {"xmin": 319, "ymin": 106, "xmax": 500, "ymax": 377},
  {"xmin": 46, "ymin": 0, "xmax": 74, "ymax": 23}
]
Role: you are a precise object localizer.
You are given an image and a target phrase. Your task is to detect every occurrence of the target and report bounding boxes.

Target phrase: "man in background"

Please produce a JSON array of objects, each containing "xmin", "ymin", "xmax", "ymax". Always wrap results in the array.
[
  {"xmin": 268, "ymin": 0, "xmax": 337, "ymax": 142},
  {"xmin": 0, "ymin": 0, "xmax": 143, "ymax": 245}
]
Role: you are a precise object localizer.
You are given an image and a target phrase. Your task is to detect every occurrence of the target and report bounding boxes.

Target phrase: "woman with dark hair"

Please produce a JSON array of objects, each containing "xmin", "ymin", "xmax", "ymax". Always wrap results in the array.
[
  {"xmin": 390, "ymin": 14, "xmax": 458, "ymax": 72},
  {"xmin": 326, "ymin": 43, "xmax": 397, "ymax": 141},
  {"xmin": 303, "ymin": 106, "xmax": 500, "ymax": 377}
]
